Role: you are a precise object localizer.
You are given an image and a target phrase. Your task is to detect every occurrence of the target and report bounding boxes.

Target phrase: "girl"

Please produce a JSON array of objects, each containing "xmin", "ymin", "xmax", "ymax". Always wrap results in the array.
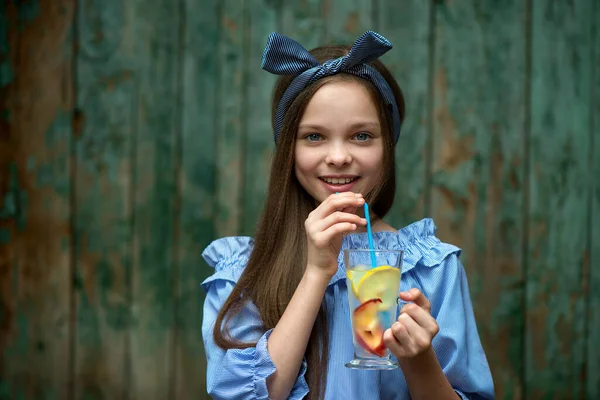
[{"xmin": 201, "ymin": 31, "xmax": 495, "ymax": 400}]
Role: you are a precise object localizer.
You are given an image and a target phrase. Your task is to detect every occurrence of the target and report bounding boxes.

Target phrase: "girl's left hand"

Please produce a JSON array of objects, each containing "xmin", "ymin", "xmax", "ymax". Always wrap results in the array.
[{"xmin": 383, "ymin": 288, "xmax": 439, "ymax": 359}]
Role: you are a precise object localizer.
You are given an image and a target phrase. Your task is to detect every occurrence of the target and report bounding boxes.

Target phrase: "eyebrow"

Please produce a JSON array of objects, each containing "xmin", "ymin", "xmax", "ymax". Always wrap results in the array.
[{"xmin": 298, "ymin": 121, "xmax": 380, "ymax": 131}]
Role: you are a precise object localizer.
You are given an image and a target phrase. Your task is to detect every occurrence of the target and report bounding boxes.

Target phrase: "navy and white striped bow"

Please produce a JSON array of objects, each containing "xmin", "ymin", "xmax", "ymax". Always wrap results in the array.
[{"xmin": 261, "ymin": 31, "xmax": 402, "ymax": 144}]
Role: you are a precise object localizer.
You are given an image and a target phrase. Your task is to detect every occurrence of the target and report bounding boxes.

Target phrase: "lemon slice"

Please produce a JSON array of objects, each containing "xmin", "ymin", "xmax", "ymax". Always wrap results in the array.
[
  {"xmin": 356, "ymin": 265, "xmax": 400, "ymax": 308},
  {"xmin": 345, "ymin": 265, "xmax": 370, "ymax": 298}
]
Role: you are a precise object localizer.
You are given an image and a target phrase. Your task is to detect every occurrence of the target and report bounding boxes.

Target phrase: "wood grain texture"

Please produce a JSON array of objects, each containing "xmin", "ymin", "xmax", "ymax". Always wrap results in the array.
[
  {"xmin": 173, "ymin": 0, "xmax": 219, "ymax": 398},
  {"xmin": 431, "ymin": 2, "xmax": 527, "ymax": 399},
  {"xmin": 73, "ymin": 0, "xmax": 133, "ymax": 398},
  {"xmin": 280, "ymin": 0, "xmax": 324, "ymax": 51},
  {"xmin": 240, "ymin": 0, "xmax": 278, "ymax": 237},
  {"xmin": 376, "ymin": 0, "xmax": 432, "ymax": 229},
  {"xmin": 586, "ymin": 1, "xmax": 599, "ymax": 397},
  {"xmin": 322, "ymin": 0, "xmax": 372, "ymax": 45},
  {"xmin": 0, "ymin": 2, "xmax": 74, "ymax": 399},
  {"xmin": 128, "ymin": 0, "xmax": 180, "ymax": 398},
  {"xmin": 526, "ymin": 1, "xmax": 594, "ymax": 397},
  {"xmin": 215, "ymin": 0, "xmax": 246, "ymax": 238},
  {"xmin": 1, "ymin": 2, "xmax": 599, "ymax": 399},
  {"xmin": 0, "ymin": 12, "xmax": 20, "ymax": 400}
]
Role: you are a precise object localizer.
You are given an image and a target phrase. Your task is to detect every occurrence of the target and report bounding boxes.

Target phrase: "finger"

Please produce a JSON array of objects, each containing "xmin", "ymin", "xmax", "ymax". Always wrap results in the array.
[
  {"xmin": 400, "ymin": 303, "xmax": 439, "ymax": 335},
  {"xmin": 313, "ymin": 211, "xmax": 366, "ymax": 232},
  {"xmin": 399, "ymin": 288, "xmax": 431, "ymax": 313},
  {"xmin": 313, "ymin": 223, "xmax": 357, "ymax": 246},
  {"xmin": 397, "ymin": 313, "xmax": 433, "ymax": 350},
  {"xmin": 326, "ymin": 191, "xmax": 361, "ymax": 204},
  {"xmin": 391, "ymin": 318, "xmax": 412, "ymax": 345},
  {"xmin": 316, "ymin": 193, "xmax": 364, "ymax": 218},
  {"xmin": 383, "ymin": 328, "xmax": 404, "ymax": 356}
]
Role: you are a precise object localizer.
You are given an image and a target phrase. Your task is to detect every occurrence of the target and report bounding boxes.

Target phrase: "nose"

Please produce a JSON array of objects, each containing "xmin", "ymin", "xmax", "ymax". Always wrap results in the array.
[{"xmin": 325, "ymin": 143, "xmax": 352, "ymax": 167}]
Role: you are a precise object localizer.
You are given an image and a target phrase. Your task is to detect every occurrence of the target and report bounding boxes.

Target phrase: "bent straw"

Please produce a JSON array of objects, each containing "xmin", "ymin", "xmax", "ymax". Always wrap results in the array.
[{"xmin": 363, "ymin": 202, "xmax": 377, "ymax": 268}]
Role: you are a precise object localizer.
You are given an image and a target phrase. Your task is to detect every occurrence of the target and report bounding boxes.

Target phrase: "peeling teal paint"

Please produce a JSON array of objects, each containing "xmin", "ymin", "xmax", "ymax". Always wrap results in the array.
[
  {"xmin": 45, "ymin": 110, "xmax": 71, "ymax": 148},
  {"xmin": 36, "ymin": 164, "xmax": 53, "ymax": 186},
  {"xmin": 77, "ymin": 290, "xmax": 101, "ymax": 346},
  {"xmin": 0, "ymin": 380, "xmax": 10, "ymax": 400},
  {"xmin": 17, "ymin": 0, "xmax": 40, "ymax": 29},
  {"xmin": 0, "ymin": 3, "xmax": 13, "ymax": 89},
  {"xmin": 5, "ymin": 312, "xmax": 29, "ymax": 357},
  {"xmin": 1, "ymin": 163, "xmax": 27, "ymax": 230},
  {"xmin": 0, "ymin": 228, "xmax": 10, "ymax": 244},
  {"xmin": 27, "ymin": 157, "xmax": 36, "ymax": 171},
  {"xmin": 0, "ymin": 61, "xmax": 13, "ymax": 88}
]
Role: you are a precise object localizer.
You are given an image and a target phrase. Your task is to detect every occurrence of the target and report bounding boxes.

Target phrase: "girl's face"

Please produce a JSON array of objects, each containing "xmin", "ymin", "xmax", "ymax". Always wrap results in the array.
[{"xmin": 294, "ymin": 80, "xmax": 385, "ymax": 204}]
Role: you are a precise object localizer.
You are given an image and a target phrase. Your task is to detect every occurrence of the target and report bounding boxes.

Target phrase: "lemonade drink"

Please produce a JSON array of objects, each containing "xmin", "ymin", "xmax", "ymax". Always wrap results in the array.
[{"xmin": 344, "ymin": 249, "xmax": 403, "ymax": 369}]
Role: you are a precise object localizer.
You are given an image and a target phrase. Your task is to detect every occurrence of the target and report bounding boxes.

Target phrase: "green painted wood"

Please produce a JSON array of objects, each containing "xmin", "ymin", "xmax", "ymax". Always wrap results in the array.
[
  {"xmin": 2, "ymin": 2, "xmax": 600, "ymax": 399},
  {"xmin": 1, "ymin": 2, "xmax": 73, "ymax": 399},
  {"xmin": 430, "ymin": 2, "xmax": 527, "ymax": 399},
  {"xmin": 0, "ymin": 10, "xmax": 20, "ymax": 400},
  {"xmin": 73, "ymin": 0, "xmax": 133, "ymax": 398},
  {"xmin": 240, "ymin": 0, "xmax": 278, "ymax": 237},
  {"xmin": 587, "ymin": 2, "xmax": 600, "ymax": 397},
  {"xmin": 280, "ymin": 0, "xmax": 324, "ymax": 50},
  {"xmin": 526, "ymin": 1, "xmax": 594, "ymax": 397},
  {"xmin": 322, "ymin": 0, "xmax": 372, "ymax": 45},
  {"xmin": 173, "ymin": 0, "xmax": 219, "ymax": 397},
  {"xmin": 128, "ymin": 0, "xmax": 180, "ymax": 398},
  {"xmin": 215, "ymin": 0, "xmax": 246, "ymax": 238},
  {"xmin": 377, "ymin": 0, "xmax": 432, "ymax": 229}
]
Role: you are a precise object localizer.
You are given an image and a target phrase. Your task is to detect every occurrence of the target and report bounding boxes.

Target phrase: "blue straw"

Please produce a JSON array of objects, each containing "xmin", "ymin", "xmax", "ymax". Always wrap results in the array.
[{"xmin": 363, "ymin": 202, "xmax": 377, "ymax": 268}]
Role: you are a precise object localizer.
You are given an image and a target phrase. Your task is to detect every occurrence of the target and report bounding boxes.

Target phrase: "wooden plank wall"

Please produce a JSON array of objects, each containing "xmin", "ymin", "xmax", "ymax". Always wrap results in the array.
[{"xmin": 0, "ymin": 0, "xmax": 598, "ymax": 399}]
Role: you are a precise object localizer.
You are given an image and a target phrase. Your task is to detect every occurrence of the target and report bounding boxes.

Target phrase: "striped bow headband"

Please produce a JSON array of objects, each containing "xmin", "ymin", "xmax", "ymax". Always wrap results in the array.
[{"xmin": 261, "ymin": 30, "xmax": 402, "ymax": 144}]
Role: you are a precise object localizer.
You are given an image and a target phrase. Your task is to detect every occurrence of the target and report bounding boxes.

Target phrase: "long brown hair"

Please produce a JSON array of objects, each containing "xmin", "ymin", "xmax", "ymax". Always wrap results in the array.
[{"xmin": 213, "ymin": 44, "xmax": 405, "ymax": 399}]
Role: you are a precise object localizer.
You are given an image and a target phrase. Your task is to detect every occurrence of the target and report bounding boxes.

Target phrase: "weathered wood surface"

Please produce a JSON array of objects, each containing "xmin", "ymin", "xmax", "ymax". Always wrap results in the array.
[
  {"xmin": 588, "ymin": 2, "xmax": 600, "ymax": 398},
  {"xmin": 431, "ymin": 2, "xmax": 527, "ymax": 398},
  {"xmin": 1, "ymin": 1, "xmax": 74, "ymax": 399},
  {"xmin": 74, "ymin": 0, "xmax": 132, "ymax": 398},
  {"xmin": 377, "ymin": 0, "xmax": 432, "ymax": 228},
  {"xmin": 1, "ymin": 1, "xmax": 599, "ymax": 399},
  {"xmin": 173, "ymin": 0, "xmax": 219, "ymax": 397},
  {"xmin": 526, "ymin": 1, "xmax": 594, "ymax": 397}
]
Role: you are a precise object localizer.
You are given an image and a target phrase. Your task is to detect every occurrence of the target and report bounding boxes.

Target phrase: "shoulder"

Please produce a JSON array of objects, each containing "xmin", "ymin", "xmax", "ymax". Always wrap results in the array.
[
  {"xmin": 395, "ymin": 219, "xmax": 470, "ymax": 311},
  {"xmin": 394, "ymin": 218, "xmax": 462, "ymax": 273},
  {"xmin": 200, "ymin": 236, "xmax": 254, "ymax": 292}
]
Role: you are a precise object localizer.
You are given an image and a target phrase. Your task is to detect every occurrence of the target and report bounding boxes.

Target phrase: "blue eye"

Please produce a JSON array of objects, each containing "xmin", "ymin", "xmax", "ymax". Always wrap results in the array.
[
  {"xmin": 306, "ymin": 133, "xmax": 322, "ymax": 142},
  {"xmin": 353, "ymin": 132, "xmax": 371, "ymax": 141}
]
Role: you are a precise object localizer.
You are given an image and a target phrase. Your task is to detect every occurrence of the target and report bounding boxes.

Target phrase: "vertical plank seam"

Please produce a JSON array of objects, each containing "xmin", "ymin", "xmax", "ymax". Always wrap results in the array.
[
  {"xmin": 212, "ymin": 1, "xmax": 223, "ymax": 244},
  {"xmin": 320, "ymin": 0, "xmax": 327, "ymax": 46},
  {"xmin": 584, "ymin": 0, "xmax": 598, "ymax": 397},
  {"xmin": 276, "ymin": 0, "xmax": 283, "ymax": 33},
  {"xmin": 424, "ymin": 0, "xmax": 436, "ymax": 219},
  {"xmin": 169, "ymin": 0, "xmax": 186, "ymax": 397},
  {"xmin": 371, "ymin": 0, "xmax": 379, "ymax": 31},
  {"xmin": 239, "ymin": 0, "xmax": 250, "ymax": 235},
  {"xmin": 522, "ymin": 0, "xmax": 533, "ymax": 396},
  {"xmin": 68, "ymin": 2, "xmax": 79, "ymax": 399},
  {"xmin": 126, "ymin": 17, "xmax": 140, "ymax": 400}
]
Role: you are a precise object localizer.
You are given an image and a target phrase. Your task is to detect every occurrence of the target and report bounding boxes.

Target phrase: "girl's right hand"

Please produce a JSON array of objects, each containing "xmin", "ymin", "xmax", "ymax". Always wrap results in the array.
[{"xmin": 304, "ymin": 192, "xmax": 367, "ymax": 279}]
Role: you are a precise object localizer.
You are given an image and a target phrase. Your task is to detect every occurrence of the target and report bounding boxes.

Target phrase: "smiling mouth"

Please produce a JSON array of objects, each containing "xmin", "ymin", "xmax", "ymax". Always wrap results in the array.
[{"xmin": 319, "ymin": 177, "xmax": 360, "ymax": 185}]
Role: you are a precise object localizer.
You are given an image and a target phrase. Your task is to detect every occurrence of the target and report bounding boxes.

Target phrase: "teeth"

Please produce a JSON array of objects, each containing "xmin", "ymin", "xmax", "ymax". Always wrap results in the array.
[{"xmin": 321, "ymin": 177, "xmax": 357, "ymax": 185}]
